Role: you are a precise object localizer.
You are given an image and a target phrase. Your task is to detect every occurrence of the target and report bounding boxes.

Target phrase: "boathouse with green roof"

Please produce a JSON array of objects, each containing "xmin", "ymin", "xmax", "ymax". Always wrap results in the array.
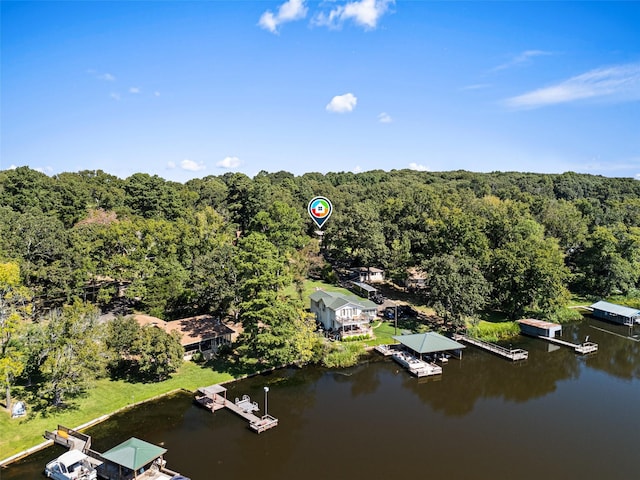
[
  {"xmin": 392, "ymin": 332, "xmax": 466, "ymax": 359},
  {"xmin": 98, "ymin": 437, "xmax": 167, "ymax": 479}
]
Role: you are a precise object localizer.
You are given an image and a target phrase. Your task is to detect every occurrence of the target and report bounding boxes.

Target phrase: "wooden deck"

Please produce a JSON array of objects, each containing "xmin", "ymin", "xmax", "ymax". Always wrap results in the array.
[
  {"xmin": 195, "ymin": 387, "xmax": 279, "ymax": 434},
  {"xmin": 453, "ymin": 334, "xmax": 529, "ymax": 361},
  {"xmin": 538, "ymin": 336, "xmax": 598, "ymax": 354}
]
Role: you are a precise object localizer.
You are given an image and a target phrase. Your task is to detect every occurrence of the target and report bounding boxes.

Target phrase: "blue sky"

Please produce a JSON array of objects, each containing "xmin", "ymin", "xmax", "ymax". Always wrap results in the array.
[{"xmin": 2, "ymin": 0, "xmax": 639, "ymax": 182}]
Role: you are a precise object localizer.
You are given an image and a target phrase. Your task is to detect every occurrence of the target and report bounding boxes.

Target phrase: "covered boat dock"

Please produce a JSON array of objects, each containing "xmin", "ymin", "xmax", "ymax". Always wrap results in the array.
[{"xmin": 392, "ymin": 332, "xmax": 466, "ymax": 360}]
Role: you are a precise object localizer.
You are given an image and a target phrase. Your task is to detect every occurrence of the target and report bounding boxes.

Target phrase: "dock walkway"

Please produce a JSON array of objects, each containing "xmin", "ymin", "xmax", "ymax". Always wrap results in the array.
[
  {"xmin": 196, "ymin": 386, "xmax": 279, "ymax": 433},
  {"xmin": 453, "ymin": 334, "xmax": 529, "ymax": 361},
  {"xmin": 538, "ymin": 336, "xmax": 598, "ymax": 354}
]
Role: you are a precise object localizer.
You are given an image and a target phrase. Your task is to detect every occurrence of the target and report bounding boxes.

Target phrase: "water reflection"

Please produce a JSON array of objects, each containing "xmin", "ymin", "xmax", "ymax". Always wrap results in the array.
[{"xmin": 3, "ymin": 319, "xmax": 639, "ymax": 480}]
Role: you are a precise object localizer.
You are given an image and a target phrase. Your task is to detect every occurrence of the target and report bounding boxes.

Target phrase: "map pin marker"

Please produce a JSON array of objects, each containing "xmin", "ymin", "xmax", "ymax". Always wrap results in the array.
[{"xmin": 308, "ymin": 196, "xmax": 333, "ymax": 229}]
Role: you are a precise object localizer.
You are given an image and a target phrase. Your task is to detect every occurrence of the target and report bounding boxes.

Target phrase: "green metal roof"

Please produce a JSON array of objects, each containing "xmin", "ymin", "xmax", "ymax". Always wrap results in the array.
[
  {"xmin": 101, "ymin": 437, "xmax": 166, "ymax": 471},
  {"xmin": 309, "ymin": 290, "xmax": 377, "ymax": 310},
  {"xmin": 392, "ymin": 332, "xmax": 465, "ymax": 354}
]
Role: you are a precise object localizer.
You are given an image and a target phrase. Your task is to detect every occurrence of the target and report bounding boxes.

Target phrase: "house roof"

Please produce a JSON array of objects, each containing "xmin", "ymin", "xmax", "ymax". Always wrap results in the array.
[
  {"xmin": 517, "ymin": 318, "xmax": 562, "ymax": 330},
  {"xmin": 352, "ymin": 267, "xmax": 384, "ymax": 273},
  {"xmin": 590, "ymin": 300, "xmax": 640, "ymax": 317},
  {"xmin": 101, "ymin": 437, "xmax": 166, "ymax": 471},
  {"xmin": 134, "ymin": 314, "xmax": 235, "ymax": 347},
  {"xmin": 392, "ymin": 332, "xmax": 465, "ymax": 354},
  {"xmin": 309, "ymin": 290, "xmax": 377, "ymax": 310},
  {"xmin": 349, "ymin": 281, "xmax": 378, "ymax": 293}
]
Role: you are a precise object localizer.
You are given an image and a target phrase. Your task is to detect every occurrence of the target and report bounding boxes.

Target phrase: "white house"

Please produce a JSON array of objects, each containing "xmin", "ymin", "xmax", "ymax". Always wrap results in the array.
[
  {"xmin": 351, "ymin": 267, "xmax": 385, "ymax": 284},
  {"xmin": 309, "ymin": 290, "xmax": 378, "ymax": 338}
]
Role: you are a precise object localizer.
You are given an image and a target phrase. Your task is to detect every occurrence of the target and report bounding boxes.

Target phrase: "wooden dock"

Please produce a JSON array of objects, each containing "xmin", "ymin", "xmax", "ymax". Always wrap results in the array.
[
  {"xmin": 537, "ymin": 336, "xmax": 598, "ymax": 354},
  {"xmin": 196, "ymin": 385, "xmax": 279, "ymax": 434},
  {"xmin": 44, "ymin": 425, "xmax": 184, "ymax": 479},
  {"xmin": 453, "ymin": 334, "xmax": 529, "ymax": 361}
]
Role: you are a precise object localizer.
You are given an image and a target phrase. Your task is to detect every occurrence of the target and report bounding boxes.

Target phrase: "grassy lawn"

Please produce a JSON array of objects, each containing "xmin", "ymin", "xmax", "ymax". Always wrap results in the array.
[
  {"xmin": 284, "ymin": 279, "xmax": 354, "ymax": 301},
  {"xmin": 0, "ymin": 361, "xmax": 234, "ymax": 461}
]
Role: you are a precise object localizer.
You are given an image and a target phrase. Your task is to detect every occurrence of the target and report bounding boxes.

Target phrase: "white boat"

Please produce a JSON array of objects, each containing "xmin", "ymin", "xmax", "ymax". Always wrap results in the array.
[{"xmin": 44, "ymin": 450, "xmax": 99, "ymax": 480}]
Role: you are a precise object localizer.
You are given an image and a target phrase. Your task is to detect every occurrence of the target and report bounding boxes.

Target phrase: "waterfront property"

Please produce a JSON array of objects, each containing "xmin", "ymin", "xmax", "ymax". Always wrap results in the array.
[
  {"xmin": 44, "ymin": 426, "xmax": 186, "ymax": 480},
  {"xmin": 134, "ymin": 314, "xmax": 235, "ymax": 360},
  {"xmin": 392, "ymin": 332, "xmax": 466, "ymax": 360},
  {"xmin": 590, "ymin": 301, "xmax": 640, "ymax": 326},
  {"xmin": 309, "ymin": 289, "xmax": 377, "ymax": 339},
  {"xmin": 517, "ymin": 318, "xmax": 563, "ymax": 338},
  {"xmin": 517, "ymin": 319, "xmax": 597, "ymax": 354},
  {"xmin": 384, "ymin": 332, "xmax": 465, "ymax": 377},
  {"xmin": 195, "ymin": 385, "xmax": 278, "ymax": 434},
  {"xmin": 453, "ymin": 334, "xmax": 529, "ymax": 361}
]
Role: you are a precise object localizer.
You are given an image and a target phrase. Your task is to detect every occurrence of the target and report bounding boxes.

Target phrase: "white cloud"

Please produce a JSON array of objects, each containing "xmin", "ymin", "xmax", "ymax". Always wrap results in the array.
[
  {"xmin": 353, "ymin": 165, "xmax": 362, "ymax": 173},
  {"xmin": 314, "ymin": 0, "xmax": 394, "ymax": 30},
  {"xmin": 326, "ymin": 93, "xmax": 357, "ymax": 113},
  {"xmin": 635, "ymin": 173, "xmax": 640, "ymax": 181},
  {"xmin": 129, "ymin": 87, "xmax": 140, "ymax": 94},
  {"xmin": 259, "ymin": 0, "xmax": 308, "ymax": 33},
  {"xmin": 377, "ymin": 112, "xmax": 392, "ymax": 123},
  {"xmin": 493, "ymin": 50, "xmax": 553, "ymax": 71},
  {"xmin": 216, "ymin": 156, "xmax": 241, "ymax": 169},
  {"xmin": 505, "ymin": 62, "xmax": 640, "ymax": 109},
  {"xmin": 110, "ymin": 92, "xmax": 121, "ymax": 101},
  {"xmin": 167, "ymin": 161, "xmax": 176, "ymax": 169},
  {"xmin": 462, "ymin": 83, "xmax": 491, "ymax": 91},
  {"xmin": 154, "ymin": 91, "xmax": 161, "ymax": 97},
  {"xmin": 408, "ymin": 162, "xmax": 429, "ymax": 171},
  {"xmin": 180, "ymin": 159, "xmax": 206, "ymax": 172},
  {"xmin": 97, "ymin": 72, "xmax": 116, "ymax": 81}
]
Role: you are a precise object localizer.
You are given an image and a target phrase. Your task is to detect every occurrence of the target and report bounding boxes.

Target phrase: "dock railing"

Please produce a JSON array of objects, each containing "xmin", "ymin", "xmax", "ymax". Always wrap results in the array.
[{"xmin": 453, "ymin": 334, "xmax": 529, "ymax": 361}]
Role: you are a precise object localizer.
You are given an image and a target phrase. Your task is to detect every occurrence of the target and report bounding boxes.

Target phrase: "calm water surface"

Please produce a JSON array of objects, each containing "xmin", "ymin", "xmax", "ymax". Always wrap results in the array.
[{"xmin": 3, "ymin": 317, "xmax": 639, "ymax": 480}]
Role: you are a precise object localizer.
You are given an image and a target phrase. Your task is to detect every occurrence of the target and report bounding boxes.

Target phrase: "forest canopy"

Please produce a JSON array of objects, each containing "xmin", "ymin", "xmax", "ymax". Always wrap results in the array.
[{"xmin": 1, "ymin": 167, "xmax": 639, "ymax": 405}]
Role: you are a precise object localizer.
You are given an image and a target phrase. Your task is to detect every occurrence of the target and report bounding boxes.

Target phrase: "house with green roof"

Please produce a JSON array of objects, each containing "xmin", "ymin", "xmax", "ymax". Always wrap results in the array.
[{"xmin": 309, "ymin": 289, "xmax": 378, "ymax": 339}]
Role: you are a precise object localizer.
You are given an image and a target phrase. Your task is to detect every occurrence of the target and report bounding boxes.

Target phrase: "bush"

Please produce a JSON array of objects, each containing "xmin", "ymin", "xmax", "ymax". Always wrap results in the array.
[
  {"xmin": 321, "ymin": 342, "xmax": 365, "ymax": 368},
  {"xmin": 467, "ymin": 320, "xmax": 519, "ymax": 342},
  {"xmin": 545, "ymin": 307, "xmax": 583, "ymax": 324}
]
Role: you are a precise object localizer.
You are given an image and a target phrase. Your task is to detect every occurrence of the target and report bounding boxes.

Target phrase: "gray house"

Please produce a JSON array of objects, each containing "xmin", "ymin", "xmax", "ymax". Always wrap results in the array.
[
  {"xmin": 590, "ymin": 301, "xmax": 640, "ymax": 326},
  {"xmin": 310, "ymin": 290, "xmax": 378, "ymax": 339}
]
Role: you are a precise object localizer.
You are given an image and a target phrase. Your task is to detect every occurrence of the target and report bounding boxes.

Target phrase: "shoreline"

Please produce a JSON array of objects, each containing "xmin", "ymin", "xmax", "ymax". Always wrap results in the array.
[{"xmin": 0, "ymin": 363, "xmax": 292, "ymax": 468}]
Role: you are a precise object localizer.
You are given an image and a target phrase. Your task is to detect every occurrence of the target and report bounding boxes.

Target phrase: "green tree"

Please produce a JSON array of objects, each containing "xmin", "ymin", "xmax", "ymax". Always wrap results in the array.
[
  {"xmin": 237, "ymin": 294, "xmax": 320, "ymax": 367},
  {"xmin": 422, "ymin": 254, "xmax": 489, "ymax": 328},
  {"xmin": 0, "ymin": 262, "xmax": 31, "ymax": 409},
  {"xmin": 574, "ymin": 225, "xmax": 640, "ymax": 296},
  {"xmin": 489, "ymin": 225, "xmax": 570, "ymax": 319},
  {"xmin": 135, "ymin": 326, "xmax": 183, "ymax": 381},
  {"xmin": 39, "ymin": 300, "xmax": 105, "ymax": 407}
]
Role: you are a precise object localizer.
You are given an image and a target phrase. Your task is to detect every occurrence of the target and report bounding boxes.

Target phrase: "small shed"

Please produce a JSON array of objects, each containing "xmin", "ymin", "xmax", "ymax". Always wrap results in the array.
[
  {"xmin": 590, "ymin": 301, "xmax": 640, "ymax": 326},
  {"xmin": 392, "ymin": 332, "xmax": 465, "ymax": 359},
  {"xmin": 517, "ymin": 318, "xmax": 562, "ymax": 338},
  {"xmin": 349, "ymin": 281, "xmax": 378, "ymax": 300},
  {"xmin": 100, "ymin": 437, "xmax": 167, "ymax": 480}
]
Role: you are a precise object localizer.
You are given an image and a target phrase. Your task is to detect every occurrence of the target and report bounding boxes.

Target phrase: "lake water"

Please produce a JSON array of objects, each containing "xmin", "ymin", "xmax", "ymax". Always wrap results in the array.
[{"xmin": 3, "ymin": 317, "xmax": 639, "ymax": 480}]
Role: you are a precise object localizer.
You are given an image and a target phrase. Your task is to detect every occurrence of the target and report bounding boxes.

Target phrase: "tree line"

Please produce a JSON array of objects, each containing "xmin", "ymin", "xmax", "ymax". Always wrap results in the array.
[{"xmin": 1, "ymin": 167, "xmax": 639, "ymax": 408}]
